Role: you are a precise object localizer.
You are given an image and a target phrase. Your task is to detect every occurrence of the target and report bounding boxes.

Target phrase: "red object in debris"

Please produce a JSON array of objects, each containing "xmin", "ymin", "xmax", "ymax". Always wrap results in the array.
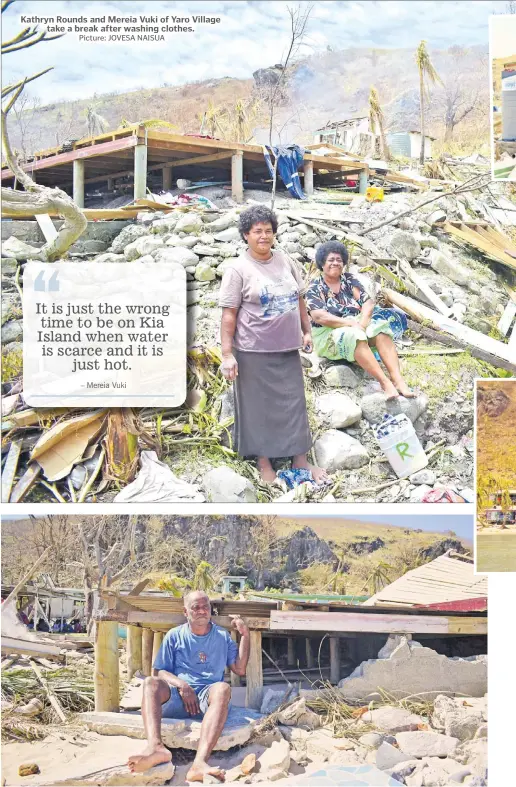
[
  {"xmin": 422, "ymin": 488, "xmax": 466, "ymax": 503},
  {"xmin": 416, "ymin": 597, "xmax": 488, "ymax": 612}
]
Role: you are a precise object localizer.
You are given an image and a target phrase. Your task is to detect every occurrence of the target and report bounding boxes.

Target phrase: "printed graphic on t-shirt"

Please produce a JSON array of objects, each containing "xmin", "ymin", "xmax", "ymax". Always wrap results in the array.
[
  {"xmin": 259, "ymin": 276, "xmax": 298, "ymax": 318},
  {"xmin": 198, "ymin": 651, "xmax": 208, "ymax": 663}
]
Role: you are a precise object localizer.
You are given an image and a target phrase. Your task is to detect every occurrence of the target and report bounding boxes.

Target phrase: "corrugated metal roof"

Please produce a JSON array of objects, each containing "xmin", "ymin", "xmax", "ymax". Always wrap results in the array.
[{"xmin": 362, "ymin": 551, "xmax": 488, "ymax": 608}]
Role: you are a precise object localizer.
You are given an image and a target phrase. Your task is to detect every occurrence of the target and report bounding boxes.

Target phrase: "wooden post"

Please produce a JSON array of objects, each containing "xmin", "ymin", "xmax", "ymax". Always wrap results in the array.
[
  {"xmin": 287, "ymin": 637, "xmax": 295, "ymax": 666},
  {"xmin": 330, "ymin": 636, "xmax": 340, "ymax": 684},
  {"xmin": 359, "ymin": 168, "xmax": 368, "ymax": 195},
  {"xmin": 163, "ymin": 166, "xmax": 173, "ymax": 191},
  {"xmin": 73, "ymin": 159, "xmax": 85, "ymax": 208},
  {"xmin": 230, "ymin": 630, "xmax": 241, "ymax": 687},
  {"xmin": 127, "ymin": 625, "xmax": 142, "ymax": 680},
  {"xmin": 269, "ymin": 637, "xmax": 277, "ymax": 660},
  {"xmin": 152, "ymin": 631, "xmax": 164, "ymax": 666},
  {"xmin": 231, "ymin": 151, "xmax": 243, "ymax": 203},
  {"xmin": 134, "ymin": 142, "xmax": 148, "ymax": 200},
  {"xmin": 94, "ymin": 621, "xmax": 119, "ymax": 712},
  {"xmin": 304, "ymin": 160, "xmax": 314, "ymax": 196},
  {"xmin": 246, "ymin": 630, "xmax": 263, "ymax": 709},
  {"xmin": 142, "ymin": 628, "xmax": 154, "ymax": 676},
  {"xmin": 107, "ymin": 177, "xmax": 114, "ymax": 191},
  {"xmin": 305, "ymin": 638, "xmax": 314, "ymax": 669}
]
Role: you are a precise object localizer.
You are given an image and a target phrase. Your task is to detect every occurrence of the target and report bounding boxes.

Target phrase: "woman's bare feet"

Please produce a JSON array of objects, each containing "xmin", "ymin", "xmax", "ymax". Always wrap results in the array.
[
  {"xmin": 257, "ymin": 456, "xmax": 277, "ymax": 483},
  {"xmin": 380, "ymin": 380, "xmax": 400, "ymax": 400},
  {"xmin": 186, "ymin": 760, "xmax": 225, "ymax": 783},
  {"xmin": 292, "ymin": 454, "xmax": 330, "ymax": 485},
  {"xmin": 394, "ymin": 380, "xmax": 416, "ymax": 398},
  {"xmin": 128, "ymin": 742, "xmax": 172, "ymax": 773}
]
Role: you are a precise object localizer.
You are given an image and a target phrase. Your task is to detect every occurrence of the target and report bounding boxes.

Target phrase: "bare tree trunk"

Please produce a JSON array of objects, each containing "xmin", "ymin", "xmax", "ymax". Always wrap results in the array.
[
  {"xmin": 1, "ymin": 114, "xmax": 87, "ymax": 260},
  {"xmin": 419, "ymin": 70, "xmax": 426, "ymax": 166}
]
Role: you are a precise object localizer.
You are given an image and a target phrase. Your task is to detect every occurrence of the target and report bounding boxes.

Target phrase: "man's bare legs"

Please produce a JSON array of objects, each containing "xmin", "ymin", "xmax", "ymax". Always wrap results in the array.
[
  {"xmin": 186, "ymin": 682, "xmax": 230, "ymax": 783},
  {"xmin": 370, "ymin": 333, "xmax": 415, "ymax": 398},
  {"xmin": 353, "ymin": 339, "xmax": 399, "ymax": 399},
  {"xmin": 128, "ymin": 677, "xmax": 172, "ymax": 773}
]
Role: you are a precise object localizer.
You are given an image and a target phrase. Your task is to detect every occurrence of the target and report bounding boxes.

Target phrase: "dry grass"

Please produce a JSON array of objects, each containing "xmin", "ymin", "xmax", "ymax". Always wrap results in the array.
[{"xmin": 477, "ymin": 380, "xmax": 516, "ymax": 489}]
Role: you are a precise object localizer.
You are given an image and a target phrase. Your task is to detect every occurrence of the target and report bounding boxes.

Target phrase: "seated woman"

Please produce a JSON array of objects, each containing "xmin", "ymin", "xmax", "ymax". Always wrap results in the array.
[{"xmin": 305, "ymin": 241, "xmax": 415, "ymax": 400}]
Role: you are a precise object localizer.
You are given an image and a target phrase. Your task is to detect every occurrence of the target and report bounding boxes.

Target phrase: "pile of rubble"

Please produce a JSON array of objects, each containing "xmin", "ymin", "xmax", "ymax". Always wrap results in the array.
[{"xmin": 2, "ymin": 180, "xmax": 516, "ymax": 503}]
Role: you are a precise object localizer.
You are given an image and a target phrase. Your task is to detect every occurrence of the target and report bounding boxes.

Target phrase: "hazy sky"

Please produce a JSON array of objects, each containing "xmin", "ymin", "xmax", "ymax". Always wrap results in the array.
[{"xmin": 2, "ymin": 0, "xmax": 508, "ymax": 105}]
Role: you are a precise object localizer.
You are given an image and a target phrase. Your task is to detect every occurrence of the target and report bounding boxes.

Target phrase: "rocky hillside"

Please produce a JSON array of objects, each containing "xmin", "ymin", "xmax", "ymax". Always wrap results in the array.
[
  {"xmin": 1, "ymin": 515, "xmax": 469, "ymax": 594},
  {"xmin": 7, "ymin": 44, "xmax": 488, "ymax": 157}
]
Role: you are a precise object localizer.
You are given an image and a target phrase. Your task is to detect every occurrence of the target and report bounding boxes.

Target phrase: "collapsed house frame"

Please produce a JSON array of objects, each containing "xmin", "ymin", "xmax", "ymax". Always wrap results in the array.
[{"xmin": 0, "ymin": 124, "xmax": 370, "ymax": 205}]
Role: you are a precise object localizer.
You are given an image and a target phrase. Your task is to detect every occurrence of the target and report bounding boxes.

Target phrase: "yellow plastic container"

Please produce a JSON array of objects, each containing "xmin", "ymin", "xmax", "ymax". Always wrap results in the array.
[{"xmin": 365, "ymin": 186, "xmax": 384, "ymax": 203}]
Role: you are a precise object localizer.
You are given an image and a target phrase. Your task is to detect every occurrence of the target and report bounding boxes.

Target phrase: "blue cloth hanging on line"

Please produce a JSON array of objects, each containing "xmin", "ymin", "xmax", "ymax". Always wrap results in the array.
[{"xmin": 263, "ymin": 144, "xmax": 306, "ymax": 199}]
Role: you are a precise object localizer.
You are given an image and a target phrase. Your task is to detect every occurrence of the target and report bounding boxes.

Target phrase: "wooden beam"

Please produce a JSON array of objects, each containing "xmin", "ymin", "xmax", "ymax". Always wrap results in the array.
[
  {"xmin": 406, "ymin": 319, "xmax": 516, "ymax": 376},
  {"xmin": 125, "ymin": 611, "xmax": 270, "ymax": 630},
  {"xmin": 441, "ymin": 221, "xmax": 516, "ymax": 272},
  {"xmin": 73, "ymin": 159, "xmax": 85, "ymax": 208},
  {"xmin": 1, "ymin": 636, "xmax": 63, "ymax": 661},
  {"xmin": 287, "ymin": 637, "xmax": 296, "ymax": 666},
  {"xmin": 305, "ymin": 638, "xmax": 315, "ymax": 668},
  {"xmin": 231, "ymin": 151, "xmax": 243, "ymax": 203},
  {"xmin": 94, "ymin": 621, "xmax": 119, "ymax": 712},
  {"xmin": 142, "ymin": 628, "xmax": 154, "ymax": 676},
  {"xmin": 383, "ymin": 288, "xmax": 516, "ymax": 365},
  {"xmin": 1, "ymin": 439, "xmax": 22, "ymax": 503},
  {"xmin": 304, "ymin": 160, "xmax": 314, "ymax": 196},
  {"xmin": 1, "ymin": 136, "xmax": 138, "ymax": 180},
  {"xmin": 134, "ymin": 143, "xmax": 147, "ymax": 201},
  {"xmin": 270, "ymin": 611, "xmax": 487, "ymax": 635},
  {"xmin": 246, "ymin": 630, "xmax": 263, "ymax": 709},
  {"xmin": 126, "ymin": 625, "xmax": 142, "ymax": 680},
  {"xmin": 151, "ymin": 631, "xmax": 164, "ymax": 665},
  {"xmin": 330, "ymin": 637, "xmax": 340, "ymax": 684}
]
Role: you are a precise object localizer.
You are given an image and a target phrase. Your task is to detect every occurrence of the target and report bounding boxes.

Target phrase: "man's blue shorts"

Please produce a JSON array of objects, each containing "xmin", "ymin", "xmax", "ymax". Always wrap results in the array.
[{"xmin": 161, "ymin": 684, "xmax": 229, "ymax": 720}]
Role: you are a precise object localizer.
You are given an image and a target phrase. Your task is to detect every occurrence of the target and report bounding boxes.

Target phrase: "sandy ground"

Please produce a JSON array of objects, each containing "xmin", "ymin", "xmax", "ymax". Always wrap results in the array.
[
  {"xmin": 1, "ymin": 733, "xmax": 298, "ymax": 786},
  {"xmin": 477, "ymin": 527, "xmax": 516, "ymax": 535}
]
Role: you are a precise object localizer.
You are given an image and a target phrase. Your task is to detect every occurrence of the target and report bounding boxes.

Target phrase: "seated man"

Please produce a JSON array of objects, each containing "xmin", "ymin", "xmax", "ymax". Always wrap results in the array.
[{"xmin": 128, "ymin": 590, "xmax": 250, "ymax": 783}]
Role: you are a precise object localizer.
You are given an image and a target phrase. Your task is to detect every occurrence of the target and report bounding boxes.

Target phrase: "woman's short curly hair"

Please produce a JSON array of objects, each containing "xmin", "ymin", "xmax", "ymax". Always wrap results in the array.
[
  {"xmin": 315, "ymin": 241, "xmax": 349, "ymax": 271},
  {"xmin": 238, "ymin": 205, "xmax": 278, "ymax": 240}
]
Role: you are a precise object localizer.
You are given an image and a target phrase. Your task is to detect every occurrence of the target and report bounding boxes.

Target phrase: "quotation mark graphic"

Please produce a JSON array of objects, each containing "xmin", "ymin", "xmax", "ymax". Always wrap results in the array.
[{"xmin": 34, "ymin": 271, "xmax": 60, "ymax": 292}]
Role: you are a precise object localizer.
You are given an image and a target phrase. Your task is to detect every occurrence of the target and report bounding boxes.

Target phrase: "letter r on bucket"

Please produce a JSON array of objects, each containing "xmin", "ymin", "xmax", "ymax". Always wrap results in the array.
[{"xmin": 396, "ymin": 442, "xmax": 414, "ymax": 461}]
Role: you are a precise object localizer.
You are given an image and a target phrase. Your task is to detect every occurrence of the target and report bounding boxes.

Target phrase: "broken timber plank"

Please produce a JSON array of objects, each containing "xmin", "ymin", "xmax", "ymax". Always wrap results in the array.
[
  {"xmin": 269, "ymin": 611, "xmax": 486, "ymax": 635},
  {"xmin": 405, "ymin": 320, "xmax": 516, "ymax": 375},
  {"xmin": 398, "ymin": 260, "xmax": 451, "ymax": 316},
  {"xmin": 497, "ymin": 300, "xmax": 516, "ymax": 336},
  {"xmin": 383, "ymin": 288, "xmax": 516, "ymax": 365},
  {"xmin": 30, "ymin": 659, "xmax": 67, "ymax": 722},
  {"xmin": 8, "ymin": 462, "xmax": 41, "ymax": 503},
  {"xmin": 440, "ymin": 221, "xmax": 516, "ymax": 272},
  {"xmin": 1, "ymin": 438, "xmax": 22, "ymax": 502},
  {"xmin": 1, "ymin": 636, "xmax": 64, "ymax": 660},
  {"xmin": 35, "ymin": 214, "xmax": 58, "ymax": 242}
]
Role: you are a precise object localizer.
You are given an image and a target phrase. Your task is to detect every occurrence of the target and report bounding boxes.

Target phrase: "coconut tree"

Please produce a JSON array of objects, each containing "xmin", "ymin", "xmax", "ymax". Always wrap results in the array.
[
  {"xmin": 415, "ymin": 40, "xmax": 442, "ymax": 165},
  {"xmin": 368, "ymin": 86, "xmax": 391, "ymax": 161}
]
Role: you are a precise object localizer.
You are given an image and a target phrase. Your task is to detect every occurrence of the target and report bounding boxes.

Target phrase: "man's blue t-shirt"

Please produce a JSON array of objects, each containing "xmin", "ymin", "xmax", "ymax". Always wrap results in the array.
[{"xmin": 153, "ymin": 622, "xmax": 239, "ymax": 690}]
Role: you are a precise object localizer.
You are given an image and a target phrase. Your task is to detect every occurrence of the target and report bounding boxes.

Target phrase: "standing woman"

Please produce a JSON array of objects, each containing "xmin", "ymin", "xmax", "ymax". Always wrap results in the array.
[{"xmin": 218, "ymin": 205, "xmax": 328, "ymax": 484}]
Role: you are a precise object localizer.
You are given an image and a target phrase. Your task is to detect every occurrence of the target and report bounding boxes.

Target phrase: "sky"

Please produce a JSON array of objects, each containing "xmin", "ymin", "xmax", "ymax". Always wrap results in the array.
[{"xmin": 1, "ymin": 0, "xmax": 509, "ymax": 105}]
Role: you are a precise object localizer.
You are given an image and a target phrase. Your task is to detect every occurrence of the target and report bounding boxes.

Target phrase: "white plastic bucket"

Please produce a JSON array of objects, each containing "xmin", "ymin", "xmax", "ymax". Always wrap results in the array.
[{"xmin": 376, "ymin": 414, "xmax": 428, "ymax": 479}]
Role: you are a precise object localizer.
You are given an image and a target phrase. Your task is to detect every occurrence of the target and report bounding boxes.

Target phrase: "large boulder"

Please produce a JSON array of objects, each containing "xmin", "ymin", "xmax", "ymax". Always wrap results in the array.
[
  {"xmin": 214, "ymin": 227, "xmax": 241, "ymax": 242},
  {"xmin": 205, "ymin": 213, "xmax": 238, "ymax": 232},
  {"xmin": 203, "ymin": 466, "xmax": 257, "ymax": 502},
  {"xmin": 2, "ymin": 236, "xmax": 41, "ymax": 259},
  {"xmin": 1, "ymin": 319, "xmax": 23, "ymax": 344},
  {"xmin": 314, "ymin": 430, "xmax": 369, "ymax": 472},
  {"xmin": 194, "ymin": 261, "xmax": 216, "ymax": 281},
  {"xmin": 428, "ymin": 249, "xmax": 470, "ymax": 287},
  {"xmin": 324, "ymin": 364, "xmax": 360, "ymax": 389},
  {"xmin": 362, "ymin": 706, "xmax": 424, "ymax": 734},
  {"xmin": 152, "ymin": 247, "xmax": 199, "ymax": 266},
  {"xmin": 431, "ymin": 695, "xmax": 487, "ymax": 742},
  {"xmin": 109, "ymin": 224, "xmax": 148, "ymax": 253},
  {"xmin": 395, "ymin": 731, "xmax": 459, "ymax": 759},
  {"xmin": 174, "ymin": 213, "xmax": 204, "ymax": 234},
  {"xmin": 123, "ymin": 235, "xmax": 164, "ymax": 261},
  {"xmin": 315, "ymin": 393, "xmax": 362, "ymax": 429},
  {"xmin": 151, "ymin": 215, "xmax": 179, "ymax": 234},
  {"xmin": 360, "ymin": 392, "xmax": 428, "ymax": 424},
  {"xmin": 389, "ymin": 231, "xmax": 421, "ymax": 261}
]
